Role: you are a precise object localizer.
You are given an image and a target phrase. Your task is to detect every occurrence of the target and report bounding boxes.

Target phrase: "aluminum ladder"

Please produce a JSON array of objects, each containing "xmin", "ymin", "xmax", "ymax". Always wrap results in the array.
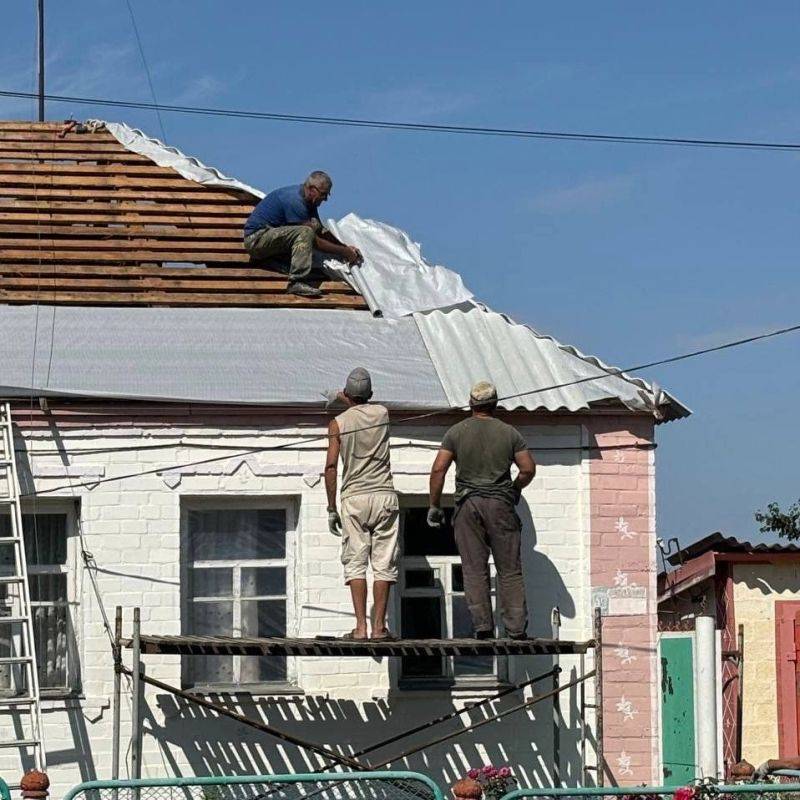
[{"xmin": 0, "ymin": 401, "xmax": 46, "ymax": 771}]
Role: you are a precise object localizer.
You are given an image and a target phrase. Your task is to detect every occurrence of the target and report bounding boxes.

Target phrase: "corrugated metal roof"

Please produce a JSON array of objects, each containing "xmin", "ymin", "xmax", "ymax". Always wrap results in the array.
[
  {"xmin": 667, "ymin": 531, "xmax": 800, "ymax": 565},
  {"xmin": 415, "ymin": 306, "xmax": 689, "ymax": 420}
]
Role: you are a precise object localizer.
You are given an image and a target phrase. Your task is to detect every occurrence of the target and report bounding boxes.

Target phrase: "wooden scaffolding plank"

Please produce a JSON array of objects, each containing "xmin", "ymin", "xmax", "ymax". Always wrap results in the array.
[
  {"xmin": 122, "ymin": 634, "xmax": 592, "ymax": 657},
  {"xmin": 0, "ymin": 289, "xmax": 367, "ymax": 308},
  {"xmin": 0, "ymin": 131, "xmax": 122, "ymax": 143}
]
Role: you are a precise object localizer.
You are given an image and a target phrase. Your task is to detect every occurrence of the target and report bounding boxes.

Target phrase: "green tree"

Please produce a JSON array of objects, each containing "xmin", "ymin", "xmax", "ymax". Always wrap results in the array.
[{"xmin": 755, "ymin": 499, "xmax": 800, "ymax": 540}]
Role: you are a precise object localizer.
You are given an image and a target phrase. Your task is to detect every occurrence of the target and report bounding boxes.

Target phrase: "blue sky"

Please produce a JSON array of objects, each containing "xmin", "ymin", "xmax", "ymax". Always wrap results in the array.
[{"xmin": 2, "ymin": 1, "xmax": 799, "ymax": 545}]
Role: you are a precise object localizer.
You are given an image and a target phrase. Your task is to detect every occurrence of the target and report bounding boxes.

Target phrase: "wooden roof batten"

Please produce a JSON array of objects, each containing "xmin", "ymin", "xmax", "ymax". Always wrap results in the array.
[{"xmin": 0, "ymin": 121, "xmax": 366, "ymax": 310}]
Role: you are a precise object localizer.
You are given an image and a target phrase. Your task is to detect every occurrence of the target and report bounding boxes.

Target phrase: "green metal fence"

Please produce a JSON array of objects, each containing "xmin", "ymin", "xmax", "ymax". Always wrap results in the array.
[
  {"xmin": 0, "ymin": 777, "xmax": 10, "ymax": 800},
  {"xmin": 501, "ymin": 783, "xmax": 800, "ymax": 800},
  {"xmin": 63, "ymin": 771, "xmax": 444, "ymax": 800}
]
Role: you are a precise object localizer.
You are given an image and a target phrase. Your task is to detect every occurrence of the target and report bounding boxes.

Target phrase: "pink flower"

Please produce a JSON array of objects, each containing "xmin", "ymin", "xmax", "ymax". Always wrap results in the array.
[
  {"xmin": 673, "ymin": 788, "xmax": 695, "ymax": 800},
  {"xmin": 498, "ymin": 768, "xmax": 511, "ymax": 778},
  {"xmin": 467, "ymin": 769, "xmax": 480, "ymax": 780},
  {"xmin": 482, "ymin": 766, "xmax": 497, "ymax": 778}
]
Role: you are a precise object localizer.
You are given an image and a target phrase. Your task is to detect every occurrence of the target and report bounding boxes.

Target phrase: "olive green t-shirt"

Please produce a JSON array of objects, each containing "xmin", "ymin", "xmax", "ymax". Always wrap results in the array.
[{"xmin": 441, "ymin": 416, "xmax": 527, "ymax": 505}]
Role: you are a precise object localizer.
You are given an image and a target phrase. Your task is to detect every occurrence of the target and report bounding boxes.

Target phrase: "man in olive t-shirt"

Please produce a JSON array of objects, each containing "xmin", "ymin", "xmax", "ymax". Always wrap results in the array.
[{"xmin": 427, "ymin": 381, "xmax": 536, "ymax": 639}]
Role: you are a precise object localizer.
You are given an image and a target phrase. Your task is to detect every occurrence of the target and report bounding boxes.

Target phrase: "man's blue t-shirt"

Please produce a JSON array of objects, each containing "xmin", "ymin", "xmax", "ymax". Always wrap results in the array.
[{"xmin": 244, "ymin": 184, "xmax": 320, "ymax": 236}]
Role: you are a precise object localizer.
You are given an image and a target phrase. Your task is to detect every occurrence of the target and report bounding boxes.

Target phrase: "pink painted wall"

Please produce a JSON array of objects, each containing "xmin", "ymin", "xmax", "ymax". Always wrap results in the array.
[{"xmin": 587, "ymin": 416, "xmax": 659, "ymax": 785}]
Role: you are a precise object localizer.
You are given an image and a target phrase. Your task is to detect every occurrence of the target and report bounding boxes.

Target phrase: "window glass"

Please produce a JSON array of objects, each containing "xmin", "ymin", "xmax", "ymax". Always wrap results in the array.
[
  {"xmin": 184, "ymin": 506, "xmax": 289, "ymax": 687},
  {"xmin": 0, "ymin": 512, "xmax": 71, "ymax": 694},
  {"xmin": 402, "ymin": 507, "xmax": 457, "ymax": 556}
]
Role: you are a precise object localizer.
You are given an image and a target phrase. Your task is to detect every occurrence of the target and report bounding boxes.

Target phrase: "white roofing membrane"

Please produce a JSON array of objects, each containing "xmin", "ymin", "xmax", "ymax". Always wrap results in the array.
[{"xmin": 0, "ymin": 306, "xmax": 448, "ymax": 408}]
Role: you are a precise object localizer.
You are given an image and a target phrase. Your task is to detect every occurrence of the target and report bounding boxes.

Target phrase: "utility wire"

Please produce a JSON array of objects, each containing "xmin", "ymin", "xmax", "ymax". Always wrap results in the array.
[
  {"xmin": 20, "ymin": 319, "xmax": 800, "ymax": 498},
  {"xmin": 121, "ymin": 0, "xmax": 167, "ymax": 142},
  {"xmin": 3, "ymin": 88, "xmax": 800, "ymax": 153}
]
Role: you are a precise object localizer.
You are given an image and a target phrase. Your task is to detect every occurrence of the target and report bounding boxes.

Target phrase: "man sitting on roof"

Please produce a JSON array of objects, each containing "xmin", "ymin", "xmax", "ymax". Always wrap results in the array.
[{"xmin": 243, "ymin": 171, "xmax": 364, "ymax": 298}]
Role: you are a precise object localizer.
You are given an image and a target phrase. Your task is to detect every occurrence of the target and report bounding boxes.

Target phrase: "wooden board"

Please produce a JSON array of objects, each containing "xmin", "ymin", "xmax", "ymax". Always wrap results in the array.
[{"xmin": 0, "ymin": 121, "xmax": 366, "ymax": 310}]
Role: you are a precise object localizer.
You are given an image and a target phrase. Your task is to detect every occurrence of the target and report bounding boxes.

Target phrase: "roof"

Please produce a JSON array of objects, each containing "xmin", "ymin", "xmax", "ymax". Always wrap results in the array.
[
  {"xmin": 0, "ymin": 305, "xmax": 447, "ymax": 408},
  {"xmin": 667, "ymin": 531, "xmax": 800, "ymax": 565},
  {"xmin": 0, "ymin": 120, "xmax": 364, "ymax": 309},
  {"xmin": 0, "ymin": 119, "xmax": 690, "ymax": 420},
  {"xmin": 658, "ymin": 531, "xmax": 800, "ymax": 603}
]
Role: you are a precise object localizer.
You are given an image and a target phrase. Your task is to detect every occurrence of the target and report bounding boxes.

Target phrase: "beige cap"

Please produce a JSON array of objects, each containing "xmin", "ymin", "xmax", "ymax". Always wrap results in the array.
[{"xmin": 469, "ymin": 380, "xmax": 498, "ymax": 405}]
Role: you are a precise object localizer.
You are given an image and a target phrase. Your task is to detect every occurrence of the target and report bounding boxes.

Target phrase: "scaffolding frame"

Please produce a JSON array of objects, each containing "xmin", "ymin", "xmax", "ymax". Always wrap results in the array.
[{"xmin": 113, "ymin": 606, "xmax": 605, "ymax": 786}]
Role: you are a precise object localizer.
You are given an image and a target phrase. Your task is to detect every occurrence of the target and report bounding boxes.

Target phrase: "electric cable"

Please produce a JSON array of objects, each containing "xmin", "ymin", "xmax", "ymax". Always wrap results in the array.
[
  {"xmin": 2, "ymin": 88, "xmax": 800, "ymax": 153},
  {"xmin": 121, "ymin": 0, "xmax": 167, "ymax": 142},
  {"xmin": 20, "ymin": 318, "xmax": 800, "ymax": 498}
]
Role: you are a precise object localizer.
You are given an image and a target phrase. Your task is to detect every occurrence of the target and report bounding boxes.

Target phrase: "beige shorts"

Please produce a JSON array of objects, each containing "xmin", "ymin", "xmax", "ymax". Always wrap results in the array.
[{"xmin": 340, "ymin": 491, "xmax": 399, "ymax": 583}]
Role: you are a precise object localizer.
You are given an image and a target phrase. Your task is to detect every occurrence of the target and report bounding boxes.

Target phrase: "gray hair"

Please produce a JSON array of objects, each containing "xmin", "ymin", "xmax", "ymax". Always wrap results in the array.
[{"xmin": 304, "ymin": 170, "xmax": 332, "ymax": 191}]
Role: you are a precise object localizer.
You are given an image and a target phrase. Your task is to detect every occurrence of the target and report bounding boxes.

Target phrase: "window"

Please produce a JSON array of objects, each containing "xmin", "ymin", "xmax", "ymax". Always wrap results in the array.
[
  {"xmin": 182, "ymin": 502, "xmax": 293, "ymax": 689},
  {"xmin": 0, "ymin": 510, "xmax": 76, "ymax": 695},
  {"xmin": 398, "ymin": 505, "xmax": 505, "ymax": 686}
]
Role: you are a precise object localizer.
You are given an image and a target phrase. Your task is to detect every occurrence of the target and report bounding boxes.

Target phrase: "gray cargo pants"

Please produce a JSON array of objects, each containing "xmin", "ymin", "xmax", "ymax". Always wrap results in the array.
[
  {"xmin": 453, "ymin": 495, "xmax": 528, "ymax": 637},
  {"xmin": 243, "ymin": 219, "xmax": 321, "ymax": 283}
]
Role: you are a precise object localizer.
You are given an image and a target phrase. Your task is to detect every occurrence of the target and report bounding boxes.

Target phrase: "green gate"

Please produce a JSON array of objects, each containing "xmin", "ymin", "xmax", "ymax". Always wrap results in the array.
[{"xmin": 660, "ymin": 634, "xmax": 697, "ymax": 785}]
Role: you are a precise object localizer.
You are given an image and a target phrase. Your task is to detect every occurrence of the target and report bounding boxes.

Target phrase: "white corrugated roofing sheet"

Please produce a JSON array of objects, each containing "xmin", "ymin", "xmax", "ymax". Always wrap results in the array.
[{"xmin": 414, "ymin": 306, "xmax": 689, "ymax": 419}]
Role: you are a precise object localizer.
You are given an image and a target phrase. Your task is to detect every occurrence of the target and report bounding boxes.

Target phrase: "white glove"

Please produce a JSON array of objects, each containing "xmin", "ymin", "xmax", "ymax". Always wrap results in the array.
[{"xmin": 427, "ymin": 507, "xmax": 445, "ymax": 528}]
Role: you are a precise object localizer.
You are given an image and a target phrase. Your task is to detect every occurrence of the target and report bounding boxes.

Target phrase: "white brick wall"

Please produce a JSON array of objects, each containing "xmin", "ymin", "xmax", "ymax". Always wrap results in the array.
[{"xmin": 2, "ymin": 420, "xmax": 595, "ymax": 795}]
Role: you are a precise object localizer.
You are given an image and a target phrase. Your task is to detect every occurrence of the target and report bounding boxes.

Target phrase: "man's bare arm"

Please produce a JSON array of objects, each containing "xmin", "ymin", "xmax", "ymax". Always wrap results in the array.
[
  {"xmin": 429, "ymin": 449, "xmax": 454, "ymax": 508},
  {"xmin": 314, "ymin": 234, "xmax": 363, "ymax": 265},
  {"xmin": 324, "ymin": 420, "xmax": 341, "ymax": 509},
  {"xmin": 512, "ymin": 449, "xmax": 536, "ymax": 490}
]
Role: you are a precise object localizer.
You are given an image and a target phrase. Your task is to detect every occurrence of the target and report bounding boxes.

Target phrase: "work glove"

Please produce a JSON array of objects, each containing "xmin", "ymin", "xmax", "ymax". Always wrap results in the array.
[
  {"xmin": 328, "ymin": 508, "xmax": 342, "ymax": 536},
  {"xmin": 427, "ymin": 506, "xmax": 445, "ymax": 529},
  {"xmin": 753, "ymin": 762, "xmax": 771, "ymax": 781}
]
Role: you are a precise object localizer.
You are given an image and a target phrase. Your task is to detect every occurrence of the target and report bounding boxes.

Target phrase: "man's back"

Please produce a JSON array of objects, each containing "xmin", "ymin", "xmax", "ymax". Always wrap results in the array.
[
  {"xmin": 336, "ymin": 404, "xmax": 395, "ymax": 500},
  {"xmin": 244, "ymin": 184, "xmax": 318, "ymax": 236},
  {"xmin": 442, "ymin": 416, "xmax": 527, "ymax": 505}
]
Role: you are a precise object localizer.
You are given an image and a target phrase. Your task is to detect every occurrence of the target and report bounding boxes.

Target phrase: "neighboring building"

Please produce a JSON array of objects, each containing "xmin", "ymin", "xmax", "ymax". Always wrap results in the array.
[
  {"xmin": 0, "ymin": 120, "xmax": 689, "ymax": 794},
  {"xmin": 658, "ymin": 532, "xmax": 800, "ymax": 779}
]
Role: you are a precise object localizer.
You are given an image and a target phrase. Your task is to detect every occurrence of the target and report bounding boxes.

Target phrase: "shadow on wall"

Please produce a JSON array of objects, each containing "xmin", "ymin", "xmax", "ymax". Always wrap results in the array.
[
  {"xmin": 131, "ymin": 500, "xmax": 587, "ymax": 790},
  {"xmin": 143, "ymin": 686, "xmax": 592, "ymax": 790}
]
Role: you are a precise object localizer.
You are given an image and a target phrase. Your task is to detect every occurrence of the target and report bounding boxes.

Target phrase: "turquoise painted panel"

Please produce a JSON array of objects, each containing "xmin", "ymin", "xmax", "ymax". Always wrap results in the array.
[{"xmin": 660, "ymin": 636, "xmax": 696, "ymax": 785}]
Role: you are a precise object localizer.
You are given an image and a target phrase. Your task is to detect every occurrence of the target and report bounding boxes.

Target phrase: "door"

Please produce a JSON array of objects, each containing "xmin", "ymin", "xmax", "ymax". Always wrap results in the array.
[
  {"xmin": 660, "ymin": 635, "xmax": 697, "ymax": 785},
  {"xmin": 775, "ymin": 601, "xmax": 800, "ymax": 756}
]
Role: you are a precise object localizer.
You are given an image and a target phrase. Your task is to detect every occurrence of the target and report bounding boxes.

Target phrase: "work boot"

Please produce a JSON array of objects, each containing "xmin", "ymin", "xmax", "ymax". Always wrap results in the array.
[{"xmin": 286, "ymin": 281, "xmax": 323, "ymax": 298}]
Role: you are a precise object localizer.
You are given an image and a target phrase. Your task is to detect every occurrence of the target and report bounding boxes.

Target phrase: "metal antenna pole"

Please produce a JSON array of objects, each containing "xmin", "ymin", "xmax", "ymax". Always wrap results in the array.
[{"xmin": 37, "ymin": 0, "xmax": 45, "ymax": 121}]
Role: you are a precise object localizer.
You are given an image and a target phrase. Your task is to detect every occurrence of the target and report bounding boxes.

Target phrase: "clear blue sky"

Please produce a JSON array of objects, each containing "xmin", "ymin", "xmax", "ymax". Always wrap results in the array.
[{"xmin": 3, "ymin": 1, "xmax": 799, "ymax": 546}]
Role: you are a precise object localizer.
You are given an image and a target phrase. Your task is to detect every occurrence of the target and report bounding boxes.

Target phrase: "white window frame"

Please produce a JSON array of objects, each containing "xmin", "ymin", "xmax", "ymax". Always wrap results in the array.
[
  {"xmin": 1, "ymin": 500, "xmax": 81, "ymax": 697},
  {"xmin": 395, "ymin": 497, "xmax": 508, "ymax": 689},
  {"xmin": 180, "ymin": 496, "xmax": 297, "ymax": 692}
]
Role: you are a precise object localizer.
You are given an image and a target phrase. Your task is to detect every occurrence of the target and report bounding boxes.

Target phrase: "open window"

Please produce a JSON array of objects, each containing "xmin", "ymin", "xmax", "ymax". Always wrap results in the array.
[{"xmin": 397, "ymin": 503, "xmax": 506, "ymax": 688}]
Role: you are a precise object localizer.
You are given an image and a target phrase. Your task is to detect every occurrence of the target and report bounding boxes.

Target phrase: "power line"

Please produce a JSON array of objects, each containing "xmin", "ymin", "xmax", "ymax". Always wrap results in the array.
[
  {"xmin": 20, "ymin": 319, "xmax": 800, "ymax": 498},
  {"xmin": 121, "ymin": 0, "xmax": 167, "ymax": 142},
  {"xmin": 2, "ymin": 87, "xmax": 800, "ymax": 152}
]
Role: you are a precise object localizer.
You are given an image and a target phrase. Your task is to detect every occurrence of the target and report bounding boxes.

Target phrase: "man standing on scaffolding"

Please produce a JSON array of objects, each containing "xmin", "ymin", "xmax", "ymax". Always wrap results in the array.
[
  {"xmin": 427, "ymin": 381, "xmax": 536, "ymax": 640},
  {"xmin": 324, "ymin": 368, "xmax": 399, "ymax": 641}
]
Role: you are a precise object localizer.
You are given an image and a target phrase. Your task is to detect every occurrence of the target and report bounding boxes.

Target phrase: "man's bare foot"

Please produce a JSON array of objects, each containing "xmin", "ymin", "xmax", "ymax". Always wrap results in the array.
[{"xmin": 342, "ymin": 628, "xmax": 368, "ymax": 640}]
